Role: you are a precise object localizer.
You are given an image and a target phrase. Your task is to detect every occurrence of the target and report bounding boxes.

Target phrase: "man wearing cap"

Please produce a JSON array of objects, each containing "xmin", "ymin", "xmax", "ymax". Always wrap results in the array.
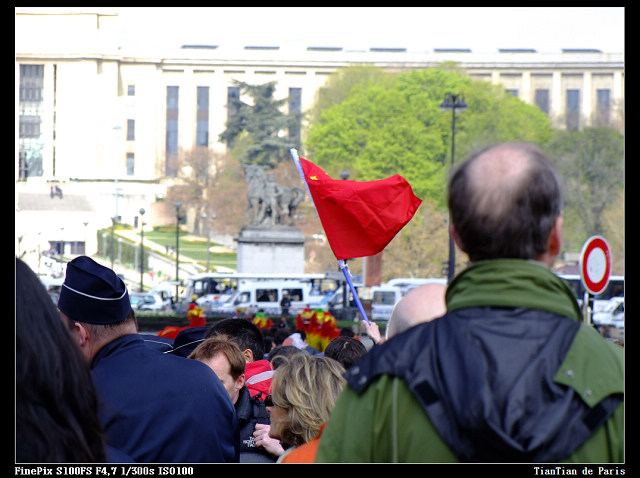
[{"xmin": 58, "ymin": 256, "xmax": 239, "ymax": 463}]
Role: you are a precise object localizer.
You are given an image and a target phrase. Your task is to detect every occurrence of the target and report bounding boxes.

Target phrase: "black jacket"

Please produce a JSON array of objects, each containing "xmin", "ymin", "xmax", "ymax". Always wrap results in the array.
[{"xmin": 235, "ymin": 387, "xmax": 278, "ymax": 463}]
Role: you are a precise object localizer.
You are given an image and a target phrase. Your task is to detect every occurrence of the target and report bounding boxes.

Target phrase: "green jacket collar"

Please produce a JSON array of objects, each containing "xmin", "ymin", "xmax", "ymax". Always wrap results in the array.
[{"xmin": 446, "ymin": 259, "xmax": 582, "ymax": 321}]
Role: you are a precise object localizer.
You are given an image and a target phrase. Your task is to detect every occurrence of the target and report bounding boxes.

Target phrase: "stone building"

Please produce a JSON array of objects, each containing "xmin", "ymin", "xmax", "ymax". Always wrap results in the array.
[{"xmin": 15, "ymin": 8, "xmax": 624, "ymax": 271}]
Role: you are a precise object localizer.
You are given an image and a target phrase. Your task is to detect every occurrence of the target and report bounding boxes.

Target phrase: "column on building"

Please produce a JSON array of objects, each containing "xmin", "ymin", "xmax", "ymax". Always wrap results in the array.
[{"xmin": 581, "ymin": 71, "xmax": 592, "ymax": 126}]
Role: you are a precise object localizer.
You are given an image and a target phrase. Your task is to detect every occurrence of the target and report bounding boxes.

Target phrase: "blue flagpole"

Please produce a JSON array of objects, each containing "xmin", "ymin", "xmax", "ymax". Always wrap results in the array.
[
  {"xmin": 290, "ymin": 148, "xmax": 314, "ymax": 208},
  {"xmin": 338, "ymin": 260, "xmax": 371, "ymax": 325},
  {"xmin": 290, "ymin": 149, "xmax": 371, "ymax": 325}
]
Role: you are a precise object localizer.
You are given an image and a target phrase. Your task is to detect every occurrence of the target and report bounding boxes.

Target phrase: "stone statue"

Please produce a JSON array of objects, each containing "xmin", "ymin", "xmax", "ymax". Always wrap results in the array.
[{"xmin": 242, "ymin": 164, "xmax": 304, "ymax": 226}]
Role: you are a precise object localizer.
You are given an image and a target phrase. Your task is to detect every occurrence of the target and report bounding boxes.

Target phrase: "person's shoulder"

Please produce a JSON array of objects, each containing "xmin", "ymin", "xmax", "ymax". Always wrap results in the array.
[
  {"xmin": 572, "ymin": 323, "xmax": 624, "ymax": 371},
  {"xmin": 344, "ymin": 319, "xmax": 437, "ymax": 392},
  {"xmin": 555, "ymin": 323, "xmax": 624, "ymax": 404},
  {"xmin": 278, "ymin": 442, "xmax": 317, "ymax": 463},
  {"xmin": 246, "ymin": 359, "xmax": 274, "ymax": 374},
  {"xmin": 149, "ymin": 346, "xmax": 216, "ymax": 378}
]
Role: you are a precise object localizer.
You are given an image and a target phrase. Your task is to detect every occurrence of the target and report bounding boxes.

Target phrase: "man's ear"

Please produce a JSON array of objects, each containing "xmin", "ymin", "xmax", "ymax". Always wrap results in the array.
[
  {"xmin": 236, "ymin": 373, "xmax": 246, "ymax": 392},
  {"xmin": 243, "ymin": 348, "xmax": 254, "ymax": 363},
  {"xmin": 450, "ymin": 224, "xmax": 464, "ymax": 252},
  {"xmin": 537, "ymin": 216, "xmax": 564, "ymax": 267},
  {"xmin": 547, "ymin": 216, "xmax": 564, "ymax": 257},
  {"xmin": 70, "ymin": 321, "xmax": 89, "ymax": 347}
]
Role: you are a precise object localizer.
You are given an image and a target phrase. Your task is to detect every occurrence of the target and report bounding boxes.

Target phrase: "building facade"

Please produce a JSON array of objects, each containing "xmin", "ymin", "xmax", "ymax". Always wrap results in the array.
[{"xmin": 15, "ymin": 9, "xmax": 624, "ymax": 272}]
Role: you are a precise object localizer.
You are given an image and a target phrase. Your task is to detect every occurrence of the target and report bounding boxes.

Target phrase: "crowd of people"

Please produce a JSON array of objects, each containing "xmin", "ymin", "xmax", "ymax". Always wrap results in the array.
[
  {"xmin": 16, "ymin": 252, "xmax": 365, "ymax": 463},
  {"xmin": 16, "ymin": 142, "xmax": 623, "ymax": 464}
]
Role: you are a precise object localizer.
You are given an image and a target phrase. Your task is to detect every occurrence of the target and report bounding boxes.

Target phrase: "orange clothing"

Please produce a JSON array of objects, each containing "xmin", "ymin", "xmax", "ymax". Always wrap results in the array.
[{"xmin": 278, "ymin": 424, "xmax": 325, "ymax": 463}]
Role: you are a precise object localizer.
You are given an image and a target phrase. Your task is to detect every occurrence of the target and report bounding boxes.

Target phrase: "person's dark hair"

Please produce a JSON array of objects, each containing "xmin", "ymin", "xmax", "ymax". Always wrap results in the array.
[
  {"xmin": 338, "ymin": 328, "xmax": 355, "ymax": 337},
  {"xmin": 205, "ymin": 318, "xmax": 265, "ymax": 362},
  {"xmin": 448, "ymin": 142, "xmax": 563, "ymax": 262},
  {"xmin": 81, "ymin": 310, "xmax": 138, "ymax": 343},
  {"xmin": 16, "ymin": 258, "xmax": 106, "ymax": 462},
  {"xmin": 324, "ymin": 336, "xmax": 367, "ymax": 370},
  {"xmin": 268, "ymin": 345, "xmax": 305, "ymax": 369},
  {"xmin": 273, "ymin": 327, "xmax": 290, "ymax": 346},
  {"xmin": 263, "ymin": 335, "xmax": 275, "ymax": 355}
]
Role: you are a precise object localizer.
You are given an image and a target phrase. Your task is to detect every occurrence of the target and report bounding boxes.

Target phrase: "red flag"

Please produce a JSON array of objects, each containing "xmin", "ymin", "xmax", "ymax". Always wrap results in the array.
[{"xmin": 299, "ymin": 157, "xmax": 422, "ymax": 260}]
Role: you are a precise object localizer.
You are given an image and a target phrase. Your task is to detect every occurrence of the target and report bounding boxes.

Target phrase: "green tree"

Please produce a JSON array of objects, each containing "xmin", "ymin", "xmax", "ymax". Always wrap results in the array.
[
  {"xmin": 383, "ymin": 198, "xmax": 454, "ymax": 280},
  {"xmin": 544, "ymin": 127, "xmax": 624, "ymax": 251},
  {"xmin": 308, "ymin": 65, "xmax": 392, "ymax": 123},
  {"xmin": 601, "ymin": 189, "xmax": 624, "ymax": 274},
  {"xmin": 219, "ymin": 80, "xmax": 301, "ymax": 168},
  {"xmin": 306, "ymin": 67, "xmax": 553, "ymax": 206}
]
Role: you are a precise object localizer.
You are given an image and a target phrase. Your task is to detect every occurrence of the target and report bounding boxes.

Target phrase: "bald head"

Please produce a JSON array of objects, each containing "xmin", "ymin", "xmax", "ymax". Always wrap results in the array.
[
  {"xmin": 467, "ymin": 144, "xmax": 533, "ymax": 220},
  {"xmin": 386, "ymin": 283, "xmax": 447, "ymax": 339},
  {"xmin": 448, "ymin": 142, "xmax": 563, "ymax": 263}
]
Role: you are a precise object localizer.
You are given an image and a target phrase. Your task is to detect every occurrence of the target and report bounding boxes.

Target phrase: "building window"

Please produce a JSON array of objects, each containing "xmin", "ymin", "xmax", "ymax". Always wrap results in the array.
[
  {"xmin": 197, "ymin": 86, "xmax": 209, "ymax": 109},
  {"xmin": 19, "ymin": 64, "xmax": 44, "ymax": 102},
  {"xmin": 19, "ymin": 64, "xmax": 45, "ymax": 179},
  {"xmin": 19, "ymin": 115, "xmax": 41, "ymax": 138},
  {"xmin": 167, "ymin": 86, "xmax": 180, "ymax": 109},
  {"xmin": 288, "ymin": 87, "xmax": 302, "ymax": 144},
  {"xmin": 505, "ymin": 89, "xmax": 518, "ymax": 97},
  {"xmin": 535, "ymin": 89, "xmax": 550, "ymax": 115},
  {"xmin": 596, "ymin": 88, "xmax": 611, "ymax": 125},
  {"xmin": 128, "ymin": 85, "xmax": 135, "ymax": 96},
  {"xmin": 126, "ymin": 153, "xmax": 135, "ymax": 176},
  {"xmin": 166, "ymin": 86, "xmax": 179, "ymax": 176},
  {"xmin": 127, "ymin": 119, "xmax": 135, "ymax": 141},
  {"xmin": 566, "ymin": 89, "xmax": 580, "ymax": 131},
  {"xmin": 196, "ymin": 86, "xmax": 209, "ymax": 147}
]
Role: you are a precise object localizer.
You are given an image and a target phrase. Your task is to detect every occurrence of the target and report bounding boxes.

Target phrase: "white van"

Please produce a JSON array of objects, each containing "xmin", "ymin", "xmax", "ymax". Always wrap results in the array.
[
  {"xmin": 211, "ymin": 280, "xmax": 312, "ymax": 316},
  {"xmin": 371, "ymin": 278, "xmax": 447, "ymax": 322}
]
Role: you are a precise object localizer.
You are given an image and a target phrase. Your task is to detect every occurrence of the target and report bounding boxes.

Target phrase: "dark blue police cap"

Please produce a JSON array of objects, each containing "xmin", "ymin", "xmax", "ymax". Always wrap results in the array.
[{"xmin": 58, "ymin": 256, "xmax": 132, "ymax": 325}]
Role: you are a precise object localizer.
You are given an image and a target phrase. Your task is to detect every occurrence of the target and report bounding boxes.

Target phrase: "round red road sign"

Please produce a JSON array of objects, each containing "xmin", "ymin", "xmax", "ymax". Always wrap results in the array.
[{"xmin": 579, "ymin": 236, "xmax": 612, "ymax": 295}]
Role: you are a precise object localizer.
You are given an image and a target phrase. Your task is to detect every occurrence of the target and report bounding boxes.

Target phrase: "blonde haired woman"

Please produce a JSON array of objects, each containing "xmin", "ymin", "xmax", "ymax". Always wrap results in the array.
[{"xmin": 258, "ymin": 353, "xmax": 346, "ymax": 462}]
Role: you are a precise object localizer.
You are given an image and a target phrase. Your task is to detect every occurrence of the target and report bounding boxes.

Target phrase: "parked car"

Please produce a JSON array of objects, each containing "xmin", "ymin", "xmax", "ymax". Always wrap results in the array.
[
  {"xmin": 129, "ymin": 292, "xmax": 171, "ymax": 311},
  {"xmin": 210, "ymin": 280, "xmax": 311, "ymax": 317},
  {"xmin": 592, "ymin": 297, "xmax": 624, "ymax": 329}
]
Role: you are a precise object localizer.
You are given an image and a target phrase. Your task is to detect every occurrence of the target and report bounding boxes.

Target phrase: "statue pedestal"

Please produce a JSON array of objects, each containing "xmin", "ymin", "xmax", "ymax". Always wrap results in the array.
[{"xmin": 235, "ymin": 225, "xmax": 305, "ymax": 274}]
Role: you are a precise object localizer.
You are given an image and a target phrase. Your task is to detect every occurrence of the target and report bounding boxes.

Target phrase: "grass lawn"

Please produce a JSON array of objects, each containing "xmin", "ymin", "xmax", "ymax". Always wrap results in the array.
[{"xmin": 143, "ymin": 228, "xmax": 237, "ymax": 271}]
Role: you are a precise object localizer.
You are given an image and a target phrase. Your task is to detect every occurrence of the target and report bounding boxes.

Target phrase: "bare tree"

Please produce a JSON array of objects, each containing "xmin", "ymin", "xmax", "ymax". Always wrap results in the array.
[{"xmin": 166, "ymin": 147, "xmax": 244, "ymax": 234}]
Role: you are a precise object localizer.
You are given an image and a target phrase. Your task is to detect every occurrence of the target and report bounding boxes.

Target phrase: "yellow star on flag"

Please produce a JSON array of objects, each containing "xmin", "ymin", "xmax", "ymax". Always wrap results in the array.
[{"xmin": 309, "ymin": 175, "xmax": 318, "ymax": 181}]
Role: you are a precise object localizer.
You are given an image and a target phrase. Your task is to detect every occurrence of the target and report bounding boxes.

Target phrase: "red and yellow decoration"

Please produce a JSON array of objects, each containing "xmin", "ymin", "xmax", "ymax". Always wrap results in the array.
[
  {"xmin": 252, "ymin": 311, "xmax": 273, "ymax": 330},
  {"xmin": 295, "ymin": 307, "xmax": 340, "ymax": 352},
  {"xmin": 157, "ymin": 296, "xmax": 206, "ymax": 340}
]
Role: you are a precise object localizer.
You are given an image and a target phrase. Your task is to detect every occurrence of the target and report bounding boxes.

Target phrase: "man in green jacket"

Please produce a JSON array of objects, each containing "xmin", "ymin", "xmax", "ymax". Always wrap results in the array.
[{"xmin": 316, "ymin": 142, "xmax": 624, "ymax": 463}]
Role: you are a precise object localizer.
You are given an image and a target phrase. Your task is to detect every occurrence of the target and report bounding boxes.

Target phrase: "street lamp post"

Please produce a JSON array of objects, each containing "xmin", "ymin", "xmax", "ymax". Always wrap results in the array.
[
  {"xmin": 174, "ymin": 201, "xmax": 182, "ymax": 303},
  {"xmin": 201, "ymin": 213, "xmax": 211, "ymax": 272},
  {"xmin": 110, "ymin": 217, "xmax": 116, "ymax": 269},
  {"xmin": 201, "ymin": 212, "xmax": 217, "ymax": 272},
  {"xmin": 59, "ymin": 227, "xmax": 65, "ymax": 263},
  {"xmin": 139, "ymin": 208, "xmax": 145, "ymax": 292},
  {"xmin": 440, "ymin": 93, "xmax": 467, "ymax": 283}
]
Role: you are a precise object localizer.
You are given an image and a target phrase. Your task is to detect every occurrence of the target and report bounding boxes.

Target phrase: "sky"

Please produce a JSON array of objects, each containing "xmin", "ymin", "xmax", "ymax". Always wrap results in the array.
[{"xmin": 115, "ymin": 7, "xmax": 625, "ymax": 54}]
